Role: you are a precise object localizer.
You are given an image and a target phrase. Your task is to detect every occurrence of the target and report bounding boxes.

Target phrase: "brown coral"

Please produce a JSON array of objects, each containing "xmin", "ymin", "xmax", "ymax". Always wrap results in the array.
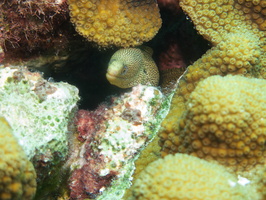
[
  {"xmin": 127, "ymin": 153, "xmax": 255, "ymax": 200},
  {"xmin": 160, "ymin": 75, "xmax": 266, "ymax": 172},
  {"xmin": 234, "ymin": 0, "xmax": 266, "ymax": 31},
  {"xmin": 68, "ymin": 0, "xmax": 162, "ymax": 48},
  {"xmin": 0, "ymin": 117, "xmax": 36, "ymax": 200},
  {"xmin": 0, "ymin": 0, "xmax": 70, "ymax": 61}
]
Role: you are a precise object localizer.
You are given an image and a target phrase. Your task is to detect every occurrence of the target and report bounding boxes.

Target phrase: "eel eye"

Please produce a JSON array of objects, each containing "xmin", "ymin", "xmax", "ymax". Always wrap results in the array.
[
  {"xmin": 143, "ymin": 69, "xmax": 147, "ymax": 74},
  {"xmin": 121, "ymin": 65, "xmax": 128, "ymax": 75}
]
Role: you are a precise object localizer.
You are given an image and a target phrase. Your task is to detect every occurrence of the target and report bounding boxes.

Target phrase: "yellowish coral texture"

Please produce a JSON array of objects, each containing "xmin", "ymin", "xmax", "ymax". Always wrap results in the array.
[
  {"xmin": 0, "ymin": 117, "xmax": 36, "ymax": 200},
  {"xmin": 127, "ymin": 153, "xmax": 254, "ymax": 200},
  {"xmin": 159, "ymin": 0, "xmax": 266, "ymax": 172},
  {"xmin": 123, "ymin": 135, "xmax": 161, "ymax": 199},
  {"xmin": 131, "ymin": 135, "xmax": 161, "ymax": 180},
  {"xmin": 235, "ymin": 0, "xmax": 266, "ymax": 31},
  {"xmin": 160, "ymin": 75, "xmax": 266, "ymax": 172},
  {"xmin": 68, "ymin": 0, "xmax": 162, "ymax": 48},
  {"xmin": 180, "ymin": 0, "xmax": 266, "ymax": 44},
  {"xmin": 178, "ymin": 0, "xmax": 266, "ymax": 76},
  {"xmin": 252, "ymin": 166, "xmax": 266, "ymax": 199}
]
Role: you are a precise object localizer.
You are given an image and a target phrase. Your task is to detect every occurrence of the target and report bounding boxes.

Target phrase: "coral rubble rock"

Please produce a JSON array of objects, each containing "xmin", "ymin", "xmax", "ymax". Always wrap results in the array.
[
  {"xmin": 0, "ymin": 65, "xmax": 79, "ymax": 163},
  {"xmin": 69, "ymin": 85, "xmax": 169, "ymax": 200}
]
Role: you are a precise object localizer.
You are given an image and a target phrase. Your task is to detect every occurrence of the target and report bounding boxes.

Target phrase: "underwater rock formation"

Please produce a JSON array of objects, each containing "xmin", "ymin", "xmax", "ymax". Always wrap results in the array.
[
  {"xmin": 0, "ymin": 65, "xmax": 79, "ymax": 196},
  {"xmin": 0, "ymin": 65, "xmax": 79, "ymax": 161},
  {"xmin": 2, "ymin": 0, "xmax": 266, "ymax": 199},
  {"xmin": 68, "ymin": 85, "xmax": 168, "ymax": 199},
  {"xmin": 68, "ymin": 0, "xmax": 162, "ymax": 48}
]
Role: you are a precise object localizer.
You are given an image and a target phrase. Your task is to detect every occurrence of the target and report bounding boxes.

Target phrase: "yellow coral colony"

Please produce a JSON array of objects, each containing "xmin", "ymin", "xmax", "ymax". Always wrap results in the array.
[
  {"xmin": 127, "ymin": 153, "xmax": 255, "ymax": 200},
  {"xmin": 0, "ymin": 117, "xmax": 36, "ymax": 200},
  {"xmin": 68, "ymin": 0, "xmax": 162, "ymax": 48},
  {"xmin": 180, "ymin": 0, "xmax": 266, "ymax": 80},
  {"xmin": 159, "ymin": 0, "xmax": 266, "ymax": 171},
  {"xmin": 160, "ymin": 75, "xmax": 266, "ymax": 172}
]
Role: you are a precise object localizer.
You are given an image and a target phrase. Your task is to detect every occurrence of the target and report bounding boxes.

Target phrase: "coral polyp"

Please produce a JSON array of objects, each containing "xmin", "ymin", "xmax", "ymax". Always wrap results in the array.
[
  {"xmin": 0, "ymin": 117, "xmax": 36, "ymax": 200},
  {"xmin": 68, "ymin": 0, "xmax": 162, "ymax": 48},
  {"xmin": 127, "ymin": 154, "xmax": 257, "ymax": 200}
]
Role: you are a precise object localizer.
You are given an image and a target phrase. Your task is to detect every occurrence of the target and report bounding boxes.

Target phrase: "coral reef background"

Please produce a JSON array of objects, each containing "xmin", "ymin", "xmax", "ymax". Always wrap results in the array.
[{"xmin": 2, "ymin": 0, "xmax": 266, "ymax": 200}]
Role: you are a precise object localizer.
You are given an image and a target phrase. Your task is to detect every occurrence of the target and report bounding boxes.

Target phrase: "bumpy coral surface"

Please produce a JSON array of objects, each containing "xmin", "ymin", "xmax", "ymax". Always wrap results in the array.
[
  {"xmin": 106, "ymin": 46, "xmax": 159, "ymax": 88},
  {"xmin": 238, "ymin": 0, "xmax": 266, "ymax": 31},
  {"xmin": 159, "ymin": 0, "xmax": 266, "ymax": 171},
  {"xmin": 123, "ymin": 134, "xmax": 162, "ymax": 200},
  {"xmin": 127, "ymin": 153, "xmax": 255, "ymax": 200},
  {"xmin": 68, "ymin": 85, "xmax": 167, "ymax": 199},
  {"xmin": 131, "ymin": 135, "xmax": 161, "ymax": 181},
  {"xmin": 0, "ymin": 117, "xmax": 36, "ymax": 200},
  {"xmin": 178, "ymin": 0, "xmax": 266, "ymax": 77},
  {"xmin": 68, "ymin": 0, "xmax": 162, "ymax": 48},
  {"xmin": 180, "ymin": 0, "xmax": 266, "ymax": 44},
  {"xmin": 160, "ymin": 75, "xmax": 266, "ymax": 172}
]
